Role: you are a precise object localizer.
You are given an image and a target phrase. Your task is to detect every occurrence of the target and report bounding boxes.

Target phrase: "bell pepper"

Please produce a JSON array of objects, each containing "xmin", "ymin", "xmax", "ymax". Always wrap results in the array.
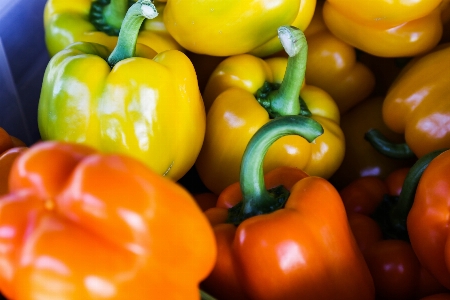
[
  {"xmin": 401, "ymin": 149, "xmax": 450, "ymax": 290},
  {"xmin": 196, "ymin": 26, "xmax": 345, "ymax": 195},
  {"xmin": 365, "ymin": 44, "xmax": 450, "ymax": 159},
  {"xmin": 0, "ymin": 128, "xmax": 27, "ymax": 196},
  {"xmin": 201, "ymin": 115, "xmax": 375, "ymax": 299},
  {"xmin": 329, "ymin": 97, "xmax": 416, "ymax": 190},
  {"xmin": 322, "ymin": 0, "xmax": 448, "ymax": 57},
  {"xmin": 340, "ymin": 169, "xmax": 448, "ymax": 299},
  {"xmin": 38, "ymin": 0, "xmax": 205, "ymax": 181},
  {"xmin": 0, "ymin": 140, "xmax": 216, "ymax": 299},
  {"xmin": 163, "ymin": 0, "xmax": 316, "ymax": 57},
  {"xmin": 44, "ymin": 0, "xmax": 183, "ymax": 57},
  {"xmin": 302, "ymin": 1, "xmax": 375, "ymax": 114}
]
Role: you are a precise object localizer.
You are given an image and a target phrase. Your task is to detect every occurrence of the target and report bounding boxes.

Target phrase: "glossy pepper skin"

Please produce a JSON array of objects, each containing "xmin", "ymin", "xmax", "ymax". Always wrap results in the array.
[
  {"xmin": 302, "ymin": 1, "xmax": 375, "ymax": 114},
  {"xmin": 0, "ymin": 140, "xmax": 217, "ymax": 300},
  {"xmin": 44, "ymin": 0, "xmax": 183, "ymax": 57},
  {"xmin": 38, "ymin": 0, "xmax": 205, "ymax": 181},
  {"xmin": 340, "ymin": 170, "xmax": 448, "ymax": 300},
  {"xmin": 202, "ymin": 116, "xmax": 375, "ymax": 300},
  {"xmin": 163, "ymin": 0, "xmax": 316, "ymax": 57},
  {"xmin": 329, "ymin": 97, "xmax": 416, "ymax": 190},
  {"xmin": 0, "ymin": 128, "xmax": 27, "ymax": 196},
  {"xmin": 407, "ymin": 149, "xmax": 450, "ymax": 290},
  {"xmin": 381, "ymin": 44, "xmax": 450, "ymax": 158},
  {"xmin": 322, "ymin": 0, "xmax": 448, "ymax": 57},
  {"xmin": 197, "ymin": 26, "xmax": 344, "ymax": 195}
]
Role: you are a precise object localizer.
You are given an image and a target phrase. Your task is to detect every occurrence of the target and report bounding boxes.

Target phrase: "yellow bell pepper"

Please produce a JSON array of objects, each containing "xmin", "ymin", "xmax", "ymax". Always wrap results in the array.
[
  {"xmin": 322, "ymin": 0, "xmax": 449, "ymax": 57},
  {"xmin": 38, "ymin": 0, "xmax": 205, "ymax": 181},
  {"xmin": 44, "ymin": 0, "xmax": 182, "ymax": 57},
  {"xmin": 303, "ymin": 2, "xmax": 375, "ymax": 114},
  {"xmin": 378, "ymin": 43, "xmax": 450, "ymax": 158},
  {"xmin": 163, "ymin": 0, "xmax": 316, "ymax": 57},
  {"xmin": 196, "ymin": 26, "xmax": 345, "ymax": 195}
]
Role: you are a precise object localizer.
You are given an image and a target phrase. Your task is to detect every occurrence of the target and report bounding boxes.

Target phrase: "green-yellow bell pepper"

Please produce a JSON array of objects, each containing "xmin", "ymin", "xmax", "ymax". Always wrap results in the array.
[
  {"xmin": 163, "ymin": 0, "xmax": 316, "ymax": 57},
  {"xmin": 38, "ymin": 0, "xmax": 205, "ymax": 181},
  {"xmin": 44, "ymin": 0, "xmax": 183, "ymax": 56}
]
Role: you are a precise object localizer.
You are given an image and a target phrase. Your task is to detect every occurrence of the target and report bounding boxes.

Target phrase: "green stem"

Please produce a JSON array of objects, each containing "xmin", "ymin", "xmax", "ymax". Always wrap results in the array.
[
  {"xmin": 200, "ymin": 289, "xmax": 217, "ymax": 300},
  {"xmin": 364, "ymin": 128, "xmax": 416, "ymax": 159},
  {"xmin": 257, "ymin": 26, "xmax": 308, "ymax": 118},
  {"xmin": 103, "ymin": 0, "xmax": 129, "ymax": 29},
  {"xmin": 107, "ymin": 0, "xmax": 158, "ymax": 68},
  {"xmin": 90, "ymin": 0, "xmax": 134, "ymax": 36},
  {"xmin": 227, "ymin": 116, "xmax": 323, "ymax": 225},
  {"xmin": 388, "ymin": 148, "xmax": 447, "ymax": 235}
]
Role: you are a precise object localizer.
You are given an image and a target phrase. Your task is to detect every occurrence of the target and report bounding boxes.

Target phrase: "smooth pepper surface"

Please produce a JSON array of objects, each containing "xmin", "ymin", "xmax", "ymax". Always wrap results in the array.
[
  {"xmin": 38, "ymin": 0, "xmax": 205, "ymax": 181},
  {"xmin": 0, "ymin": 140, "xmax": 217, "ymax": 299}
]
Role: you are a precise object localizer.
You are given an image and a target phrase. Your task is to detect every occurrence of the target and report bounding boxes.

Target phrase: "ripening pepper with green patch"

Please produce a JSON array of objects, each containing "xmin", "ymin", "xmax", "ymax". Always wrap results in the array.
[{"xmin": 38, "ymin": 0, "xmax": 205, "ymax": 181}]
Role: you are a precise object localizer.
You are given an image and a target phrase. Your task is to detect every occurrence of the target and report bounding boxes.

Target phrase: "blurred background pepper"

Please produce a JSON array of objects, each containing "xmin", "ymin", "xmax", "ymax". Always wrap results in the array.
[{"xmin": 322, "ymin": 0, "xmax": 448, "ymax": 57}]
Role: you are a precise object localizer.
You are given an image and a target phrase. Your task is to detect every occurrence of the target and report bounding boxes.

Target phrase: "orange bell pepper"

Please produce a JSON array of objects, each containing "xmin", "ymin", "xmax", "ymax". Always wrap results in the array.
[
  {"xmin": 340, "ymin": 169, "xmax": 448, "ymax": 299},
  {"xmin": 303, "ymin": 1, "xmax": 375, "ymax": 114},
  {"xmin": 0, "ymin": 140, "xmax": 216, "ymax": 300},
  {"xmin": 406, "ymin": 149, "xmax": 450, "ymax": 290},
  {"xmin": 202, "ymin": 115, "xmax": 375, "ymax": 299},
  {"xmin": 0, "ymin": 127, "xmax": 27, "ymax": 196}
]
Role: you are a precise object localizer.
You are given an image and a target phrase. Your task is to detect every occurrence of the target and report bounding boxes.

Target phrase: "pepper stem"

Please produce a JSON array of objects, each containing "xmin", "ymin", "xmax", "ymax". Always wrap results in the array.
[
  {"xmin": 364, "ymin": 128, "xmax": 416, "ymax": 159},
  {"xmin": 107, "ymin": 0, "xmax": 158, "ymax": 68},
  {"xmin": 227, "ymin": 116, "xmax": 323, "ymax": 225},
  {"xmin": 90, "ymin": 0, "xmax": 134, "ymax": 36},
  {"xmin": 388, "ymin": 149, "xmax": 447, "ymax": 235},
  {"xmin": 260, "ymin": 26, "xmax": 307, "ymax": 117},
  {"xmin": 103, "ymin": 0, "xmax": 129, "ymax": 29}
]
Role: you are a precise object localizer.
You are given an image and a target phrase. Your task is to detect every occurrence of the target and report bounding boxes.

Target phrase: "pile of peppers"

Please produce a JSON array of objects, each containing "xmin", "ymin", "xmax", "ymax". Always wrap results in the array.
[{"xmin": 0, "ymin": 0, "xmax": 450, "ymax": 299}]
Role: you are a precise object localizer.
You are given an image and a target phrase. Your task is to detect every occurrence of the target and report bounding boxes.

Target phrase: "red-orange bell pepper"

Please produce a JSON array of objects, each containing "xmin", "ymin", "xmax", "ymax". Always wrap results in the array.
[
  {"xmin": 340, "ymin": 169, "xmax": 448, "ymax": 299},
  {"xmin": 405, "ymin": 149, "xmax": 450, "ymax": 290},
  {"xmin": 0, "ymin": 140, "xmax": 216, "ymax": 299},
  {"xmin": 201, "ymin": 115, "xmax": 375, "ymax": 299}
]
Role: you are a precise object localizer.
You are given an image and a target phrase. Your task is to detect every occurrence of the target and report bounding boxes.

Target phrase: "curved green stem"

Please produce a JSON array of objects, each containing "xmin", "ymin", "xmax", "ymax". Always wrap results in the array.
[
  {"xmin": 107, "ymin": 0, "xmax": 158, "ymax": 68},
  {"xmin": 103, "ymin": 0, "xmax": 129, "ymax": 29},
  {"xmin": 388, "ymin": 148, "xmax": 447, "ymax": 234},
  {"xmin": 364, "ymin": 128, "xmax": 416, "ymax": 159},
  {"xmin": 200, "ymin": 289, "xmax": 217, "ymax": 300},
  {"xmin": 90, "ymin": 0, "xmax": 134, "ymax": 36},
  {"xmin": 227, "ymin": 116, "xmax": 323, "ymax": 225},
  {"xmin": 256, "ymin": 26, "xmax": 308, "ymax": 118}
]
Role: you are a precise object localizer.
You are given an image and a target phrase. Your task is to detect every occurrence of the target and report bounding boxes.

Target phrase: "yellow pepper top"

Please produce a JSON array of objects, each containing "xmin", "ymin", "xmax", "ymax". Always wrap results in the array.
[
  {"xmin": 44, "ymin": 0, "xmax": 183, "ymax": 57},
  {"xmin": 322, "ymin": 0, "xmax": 449, "ymax": 57},
  {"xmin": 163, "ymin": 0, "xmax": 316, "ymax": 57}
]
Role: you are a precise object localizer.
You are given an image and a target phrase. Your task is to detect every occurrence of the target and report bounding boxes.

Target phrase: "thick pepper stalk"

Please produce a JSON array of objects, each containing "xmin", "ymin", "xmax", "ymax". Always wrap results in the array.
[{"xmin": 196, "ymin": 25, "xmax": 345, "ymax": 195}]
